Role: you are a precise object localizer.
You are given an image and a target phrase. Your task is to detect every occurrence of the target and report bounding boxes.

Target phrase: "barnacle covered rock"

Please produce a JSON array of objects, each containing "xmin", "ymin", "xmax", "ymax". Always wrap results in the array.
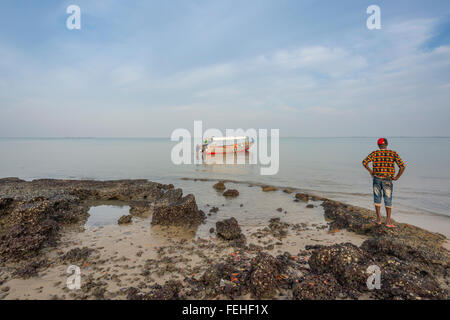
[{"xmin": 152, "ymin": 194, "xmax": 206, "ymax": 227}]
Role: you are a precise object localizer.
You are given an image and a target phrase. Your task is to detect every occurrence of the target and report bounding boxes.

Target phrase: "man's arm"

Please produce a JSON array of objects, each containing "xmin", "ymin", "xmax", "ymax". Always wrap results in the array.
[
  {"xmin": 393, "ymin": 152, "xmax": 406, "ymax": 181},
  {"xmin": 363, "ymin": 164, "xmax": 374, "ymax": 176},
  {"xmin": 362, "ymin": 153, "xmax": 374, "ymax": 176},
  {"xmin": 393, "ymin": 167, "xmax": 405, "ymax": 181}
]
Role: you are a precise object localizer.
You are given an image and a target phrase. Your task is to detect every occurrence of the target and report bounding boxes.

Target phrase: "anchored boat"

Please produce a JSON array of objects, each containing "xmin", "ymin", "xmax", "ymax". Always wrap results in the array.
[{"xmin": 202, "ymin": 136, "xmax": 254, "ymax": 155}]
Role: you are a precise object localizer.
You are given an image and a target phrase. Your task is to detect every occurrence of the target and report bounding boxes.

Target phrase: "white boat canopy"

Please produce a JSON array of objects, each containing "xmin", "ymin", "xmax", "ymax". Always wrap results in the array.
[{"xmin": 209, "ymin": 136, "xmax": 248, "ymax": 141}]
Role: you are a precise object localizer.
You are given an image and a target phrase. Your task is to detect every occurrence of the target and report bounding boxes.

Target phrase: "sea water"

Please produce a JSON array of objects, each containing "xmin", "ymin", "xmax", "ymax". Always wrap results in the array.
[{"xmin": 0, "ymin": 137, "xmax": 449, "ymax": 236}]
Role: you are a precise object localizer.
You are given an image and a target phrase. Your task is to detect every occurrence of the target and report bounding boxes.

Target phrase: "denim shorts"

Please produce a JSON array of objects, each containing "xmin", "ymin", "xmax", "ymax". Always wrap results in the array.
[{"xmin": 373, "ymin": 176, "xmax": 393, "ymax": 208}]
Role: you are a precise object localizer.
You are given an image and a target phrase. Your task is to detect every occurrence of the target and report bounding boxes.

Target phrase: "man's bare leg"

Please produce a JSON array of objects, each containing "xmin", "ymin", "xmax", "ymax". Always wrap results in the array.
[
  {"xmin": 375, "ymin": 205, "xmax": 382, "ymax": 223},
  {"xmin": 385, "ymin": 207, "xmax": 393, "ymax": 226}
]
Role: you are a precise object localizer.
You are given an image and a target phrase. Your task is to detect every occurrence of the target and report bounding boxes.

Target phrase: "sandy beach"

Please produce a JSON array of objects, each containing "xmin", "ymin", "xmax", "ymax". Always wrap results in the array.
[{"xmin": 0, "ymin": 178, "xmax": 448, "ymax": 300}]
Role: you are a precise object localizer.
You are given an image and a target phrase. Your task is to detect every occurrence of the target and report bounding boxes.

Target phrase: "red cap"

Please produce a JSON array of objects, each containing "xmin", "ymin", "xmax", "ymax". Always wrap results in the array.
[{"xmin": 377, "ymin": 138, "xmax": 385, "ymax": 145}]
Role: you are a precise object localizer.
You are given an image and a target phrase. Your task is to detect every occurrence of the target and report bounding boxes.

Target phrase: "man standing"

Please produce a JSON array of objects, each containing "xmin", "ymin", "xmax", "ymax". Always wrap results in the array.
[{"xmin": 362, "ymin": 138, "xmax": 406, "ymax": 227}]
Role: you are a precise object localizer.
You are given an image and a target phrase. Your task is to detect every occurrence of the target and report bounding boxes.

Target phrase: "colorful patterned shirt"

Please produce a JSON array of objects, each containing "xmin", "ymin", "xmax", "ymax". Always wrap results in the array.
[{"xmin": 362, "ymin": 149, "xmax": 405, "ymax": 178}]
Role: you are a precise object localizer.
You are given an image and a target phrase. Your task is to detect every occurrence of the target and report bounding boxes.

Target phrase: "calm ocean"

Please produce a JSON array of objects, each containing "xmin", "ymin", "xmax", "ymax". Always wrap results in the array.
[{"xmin": 1, "ymin": 137, "xmax": 449, "ymax": 236}]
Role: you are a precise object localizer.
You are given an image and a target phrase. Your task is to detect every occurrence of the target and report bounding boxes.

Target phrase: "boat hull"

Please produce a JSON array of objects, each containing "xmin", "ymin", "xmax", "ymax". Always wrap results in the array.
[{"xmin": 205, "ymin": 144, "xmax": 251, "ymax": 155}]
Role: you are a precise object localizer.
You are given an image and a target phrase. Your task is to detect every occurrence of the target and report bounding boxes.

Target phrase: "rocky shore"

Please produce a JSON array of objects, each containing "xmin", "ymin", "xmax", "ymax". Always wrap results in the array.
[{"xmin": 0, "ymin": 178, "xmax": 448, "ymax": 300}]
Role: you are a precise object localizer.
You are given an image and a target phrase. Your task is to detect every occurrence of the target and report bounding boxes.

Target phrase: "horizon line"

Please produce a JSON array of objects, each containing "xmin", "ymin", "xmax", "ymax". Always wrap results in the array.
[{"xmin": 1, "ymin": 136, "xmax": 450, "ymax": 139}]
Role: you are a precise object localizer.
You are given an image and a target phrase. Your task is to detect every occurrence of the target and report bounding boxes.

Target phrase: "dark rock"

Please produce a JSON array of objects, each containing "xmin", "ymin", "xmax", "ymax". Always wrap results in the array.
[
  {"xmin": 249, "ymin": 253, "xmax": 280, "ymax": 298},
  {"xmin": 61, "ymin": 247, "xmax": 94, "ymax": 264},
  {"xmin": 306, "ymin": 204, "xmax": 314, "ymax": 208},
  {"xmin": 293, "ymin": 274, "xmax": 341, "ymax": 300},
  {"xmin": 309, "ymin": 243, "xmax": 372, "ymax": 291},
  {"xmin": 268, "ymin": 218, "xmax": 289, "ymax": 239},
  {"xmin": 201, "ymin": 266, "xmax": 222, "ymax": 288},
  {"xmin": 152, "ymin": 194, "xmax": 206, "ymax": 227},
  {"xmin": 216, "ymin": 217, "xmax": 246, "ymax": 247},
  {"xmin": 374, "ymin": 257, "xmax": 447, "ymax": 300},
  {"xmin": 0, "ymin": 199, "xmax": 74, "ymax": 262},
  {"xmin": 223, "ymin": 189, "xmax": 239, "ymax": 197},
  {"xmin": 149, "ymin": 280, "xmax": 182, "ymax": 300},
  {"xmin": 156, "ymin": 188, "xmax": 183, "ymax": 206},
  {"xmin": 0, "ymin": 177, "xmax": 26, "ymax": 184},
  {"xmin": 321, "ymin": 200, "xmax": 381, "ymax": 235},
  {"xmin": 262, "ymin": 186, "xmax": 278, "ymax": 192},
  {"xmin": 216, "ymin": 217, "xmax": 242, "ymax": 240},
  {"xmin": 80, "ymin": 274, "xmax": 108, "ymax": 300},
  {"xmin": 126, "ymin": 287, "xmax": 142, "ymax": 300},
  {"xmin": 197, "ymin": 251, "xmax": 292, "ymax": 300},
  {"xmin": 213, "ymin": 181, "xmax": 226, "ymax": 191},
  {"xmin": 307, "ymin": 239, "xmax": 449, "ymax": 300},
  {"xmin": 209, "ymin": 207, "xmax": 219, "ymax": 213},
  {"xmin": 295, "ymin": 193, "xmax": 309, "ymax": 202},
  {"xmin": 127, "ymin": 280, "xmax": 182, "ymax": 300},
  {"xmin": 361, "ymin": 236, "xmax": 449, "ymax": 276},
  {"xmin": 310, "ymin": 195, "xmax": 325, "ymax": 201},
  {"xmin": 360, "ymin": 236, "xmax": 449, "ymax": 299},
  {"xmin": 0, "ymin": 179, "xmax": 178, "ymax": 261},
  {"xmin": 13, "ymin": 259, "xmax": 48, "ymax": 279},
  {"xmin": 91, "ymin": 287, "xmax": 107, "ymax": 300},
  {"xmin": 320, "ymin": 199, "xmax": 450, "ymax": 298},
  {"xmin": 129, "ymin": 201, "xmax": 153, "ymax": 216},
  {"xmin": 0, "ymin": 198, "xmax": 14, "ymax": 217},
  {"xmin": 305, "ymin": 245, "xmax": 323, "ymax": 251},
  {"xmin": 118, "ymin": 215, "xmax": 133, "ymax": 225}
]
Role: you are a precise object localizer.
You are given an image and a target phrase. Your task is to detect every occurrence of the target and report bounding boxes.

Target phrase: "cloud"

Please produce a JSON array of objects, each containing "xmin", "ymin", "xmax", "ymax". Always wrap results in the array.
[
  {"xmin": 385, "ymin": 18, "xmax": 438, "ymax": 54},
  {"xmin": 305, "ymin": 106, "xmax": 355, "ymax": 116},
  {"xmin": 263, "ymin": 46, "xmax": 367, "ymax": 76},
  {"xmin": 0, "ymin": 6, "xmax": 450, "ymax": 137},
  {"xmin": 109, "ymin": 65, "xmax": 146, "ymax": 87}
]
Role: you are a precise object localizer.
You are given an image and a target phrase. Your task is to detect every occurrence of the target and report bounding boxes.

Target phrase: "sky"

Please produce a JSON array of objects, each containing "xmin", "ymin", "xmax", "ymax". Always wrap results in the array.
[{"xmin": 0, "ymin": 0, "xmax": 449, "ymax": 137}]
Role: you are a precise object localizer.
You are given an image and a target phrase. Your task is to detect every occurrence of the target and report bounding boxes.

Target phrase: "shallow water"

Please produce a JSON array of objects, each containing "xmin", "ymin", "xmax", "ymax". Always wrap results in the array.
[
  {"xmin": 182, "ymin": 181, "xmax": 326, "ymax": 236},
  {"xmin": 83, "ymin": 182, "xmax": 328, "ymax": 238},
  {"xmin": 0, "ymin": 137, "xmax": 449, "ymax": 236},
  {"xmin": 86, "ymin": 203, "xmax": 131, "ymax": 227},
  {"xmin": 179, "ymin": 179, "xmax": 450, "ymax": 238}
]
